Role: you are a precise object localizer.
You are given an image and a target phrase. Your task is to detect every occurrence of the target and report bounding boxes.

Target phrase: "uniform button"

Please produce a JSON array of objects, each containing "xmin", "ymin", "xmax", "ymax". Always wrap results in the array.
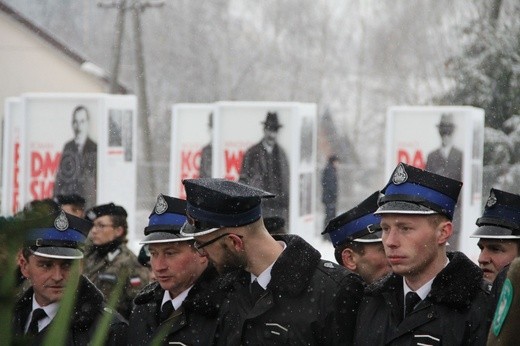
[{"xmin": 427, "ymin": 312, "xmax": 434, "ymax": 319}]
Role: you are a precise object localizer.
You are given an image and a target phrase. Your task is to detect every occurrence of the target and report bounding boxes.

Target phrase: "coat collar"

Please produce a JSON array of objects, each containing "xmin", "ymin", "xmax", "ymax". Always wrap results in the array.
[
  {"xmin": 134, "ymin": 266, "xmax": 222, "ymax": 317},
  {"xmin": 15, "ymin": 275, "xmax": 105, "ymax": 329},
  {"xmin": 366, "ymin": 251, "xmax": 485, "ymax": 311},
  {"xmin": 218, "ymin": 234, "xmax": 321, "ymax": 297}
]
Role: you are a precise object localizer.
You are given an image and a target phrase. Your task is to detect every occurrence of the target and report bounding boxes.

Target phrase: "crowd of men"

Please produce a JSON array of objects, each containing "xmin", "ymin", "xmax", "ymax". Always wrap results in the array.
[{"xmin": 4, "ymin": 161, "xmax": 520, "ymax": 345}]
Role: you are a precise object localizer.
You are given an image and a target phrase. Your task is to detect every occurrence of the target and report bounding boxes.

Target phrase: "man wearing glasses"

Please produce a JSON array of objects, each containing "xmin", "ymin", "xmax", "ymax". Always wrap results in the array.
[
  {"xmin": 180, "ymin": 178, "xmax": 364, "ymax": 345},
  {"xmin": 84, "ymin": 203, "xmax": 148, "ymax": 320},
  {"xmin": 128, "ymin": 194, "xmax": 222, "ymax": 345}
]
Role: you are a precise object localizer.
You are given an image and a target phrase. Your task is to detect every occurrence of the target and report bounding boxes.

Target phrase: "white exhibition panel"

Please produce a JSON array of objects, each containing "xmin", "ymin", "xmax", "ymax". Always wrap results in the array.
[
  {"xmin": 170, "ymin": 101, "xmax": 317, "ymax": 239},
  {"xmin": 2, "ymin": 93, "xmax": 138, "ymax": 249},
  {"xmin": 386, "ymin": 106, "xmax": 484, "ymax": 262}
]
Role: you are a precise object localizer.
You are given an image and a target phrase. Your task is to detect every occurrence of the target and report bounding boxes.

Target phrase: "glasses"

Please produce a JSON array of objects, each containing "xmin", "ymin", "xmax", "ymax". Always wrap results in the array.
[
  {"xmin": 193, "ymin": 233, "xmax": 243, "ymax": 254},
  {"xmin": 93, "ymin": 223, "xmax": 114, "ymax": 230}
]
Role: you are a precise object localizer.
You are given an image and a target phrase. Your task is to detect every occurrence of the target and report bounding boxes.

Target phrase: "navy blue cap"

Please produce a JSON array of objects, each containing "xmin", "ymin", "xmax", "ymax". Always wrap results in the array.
[
  {"xmin": 322, "ymin": 191, "xmax": 383, "ymax": 247},
  {"xmin": 180, "ymin": 178, "xmax": 275, "ymax": 236},
  {"xmin": 140, "ymin": 194, "xmax": 193, "ymax": 244},
  {"xmin": 471, "ymin": 189, "xmax": 520, "ymax": 239},
  {"xmin": 86, "ymin": 202, "xmax": 127, "ymax": 221},
  {"xmin": 24, "ymin": 210, "xmax": 92, "ymax": 259},
  {"xmin": 376, "ymin": 162, "xmax": 462, "ymax": 220}
]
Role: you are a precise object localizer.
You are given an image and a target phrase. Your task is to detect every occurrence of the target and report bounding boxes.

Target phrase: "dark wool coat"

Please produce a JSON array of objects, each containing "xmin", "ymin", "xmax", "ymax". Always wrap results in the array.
[
  {"xmin": 128, "ymin": 266, "xmax": 222, "ymax": 345},
  {"xmin": 321, "ymin": 161, "xmax": 338, "ymax": 204},
  {"xmin": 354, "ymin": 251, "xmax": 492, "ymax": 346},
  {"xmin": 214, "ymin": 234, "xmax": 364, "ymax": 346},
  {"xmin": 425, "ymin": 146, "xmax": 463, "ymax": 181},
  {"xmin": 54, "ymin": 137, "xmax": 97, "ymax": 209},
  {"xmin": 239, "ymin": 141, "xmax": 290, "ymax": 221},
  {"xmin": 12, "ymin": 275, "xmax": 127, "ymax": 346}
]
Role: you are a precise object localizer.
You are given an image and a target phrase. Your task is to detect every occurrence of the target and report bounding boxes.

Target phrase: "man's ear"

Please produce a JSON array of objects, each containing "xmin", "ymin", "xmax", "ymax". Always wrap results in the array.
[
  {"xmin": 228, "ymin": 234, "xmax": 244, "ymax": 252},
  {"xmin": 341, "ymin": 248, "xmax": 357, "ymax": 272},
  {"xmin": 438, "ymin": 221, "xmax": 453, "ymax": 245},
  {"xmin": 19, "ymin": 255, "xmax": 30, "ymax": 279}
]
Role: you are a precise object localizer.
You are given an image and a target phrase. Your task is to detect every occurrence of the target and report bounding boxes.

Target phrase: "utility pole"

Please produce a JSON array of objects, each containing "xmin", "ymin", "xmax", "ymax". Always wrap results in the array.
[
  {"xmin": 99, "ymin": 0, "xmax": 163, "ymax": 198},
  {"xmin": 98, "ymin": 0, "xmax": 127, "ymax": 93}
]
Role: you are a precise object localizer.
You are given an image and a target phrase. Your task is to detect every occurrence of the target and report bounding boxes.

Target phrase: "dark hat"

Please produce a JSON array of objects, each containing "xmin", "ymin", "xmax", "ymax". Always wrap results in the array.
[
  {"xmin": 471, "ymin": 189, "xmax": 520, "ymax": 239},
  {"xmin": 140, "ymin": 194, "xmax": 193, "ymax": 244},
  {"xmin": 376, "ymin": 162, "xmax": 462, "ymax": 220},
  {"xmin": 24, "ymin": 210, "xmax": 92, "ymax": 259},
  {"xmin": 55, "ymin": 194, "xmax": 86, "ymax": 206},
  {"xmin": 86, "ymin": 202, "xmax": 127, "ymax": 221},
  {"xmin": 180, "ymin": 178, "xmax": 275, "ymax": 236},
  {"xmin": 437, "ymin": 113, "xmax": 455, "ymax": 136},
  {"xmin": 328, "ymin": 154, "xmax": 339, "ymax": 164},
  {"xmin": 322, "ymin": 191, "xmax": 383, "ymax": 247},
  {"xmin": 262, "ymin": 112, "xmax": 283, "ymax": 131}
]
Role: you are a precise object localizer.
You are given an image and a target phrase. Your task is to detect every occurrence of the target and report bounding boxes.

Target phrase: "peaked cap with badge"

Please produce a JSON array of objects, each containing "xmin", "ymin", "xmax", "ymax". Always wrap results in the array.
[
  {"xmin": 140, "ymin": 194, "xmax": 193, "ymax": 244},
  {"xmin": 471, "ymin": 188, "xmax": 520, "ymax": 239},
  {"xmin": 180, "ymin": 178, "xmax": 275, "ymax": 236},
  {"xmin": 376, "ymin": 162, "xmax": 462, "ymax": 220},
  {"xmin": 322, "ymin": 191, "xmax": 383, "ymax": 247},
  {"xmin": 85, "ymin": 202, "xmax": 127, "ymax": 221},
  {"xmin": 24, "ymin": 210, "xmax": 92, "ymax": 259}
]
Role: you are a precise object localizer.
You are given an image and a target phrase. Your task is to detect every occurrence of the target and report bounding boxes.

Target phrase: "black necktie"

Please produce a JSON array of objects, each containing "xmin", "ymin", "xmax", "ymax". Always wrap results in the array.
[
  {"xmin": 405, "ymin": 291, "xmax": 421, "ymax": 317},
  {"xmin": 27, "ymin": 308, "xmax": 47, "ymax": 335},
  {"xmin": 250, "ymin": 280, "xmax": 265, "ymax": 304},
  {"xmin": 160, "ymin": 301, "xmax": 174, "ymax": 322}
]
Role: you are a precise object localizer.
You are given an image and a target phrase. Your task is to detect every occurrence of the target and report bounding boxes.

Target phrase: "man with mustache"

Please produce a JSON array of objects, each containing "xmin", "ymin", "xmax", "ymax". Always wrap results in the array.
[
  {"xmin": 471, "ymin": 188, "xmax": 520, "ymax": 285},
  {"xmin": 12, "ymin": 210, "xmax": 127, "ymax": 345},
  {"xmin": 322, "ymin": 191, "xmax": 392, "ymax": 284}
]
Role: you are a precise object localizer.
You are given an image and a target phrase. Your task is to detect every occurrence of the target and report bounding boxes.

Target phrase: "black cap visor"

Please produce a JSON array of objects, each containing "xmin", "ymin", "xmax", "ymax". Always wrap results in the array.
[
  {"xmin": 375, "ymin": 201, "xmax": 437, "ymax": 216},
  {"xmin": 470, "ymin": 225, "xmax": 520, "ymax": 239},
  {"xmin": 140, "ymin": 231, "xmax": 194, "ymax": 244},
  {"xmin": 179, "ymin": 221, "xmax": 220, "ymax": 236},
  {"xmin": 353, "ymin": 230, "xmax": 384, "ymax": 243},
  {"xmin": 32, "ymin": 246, "xmax": 84, "ymax": 259}
]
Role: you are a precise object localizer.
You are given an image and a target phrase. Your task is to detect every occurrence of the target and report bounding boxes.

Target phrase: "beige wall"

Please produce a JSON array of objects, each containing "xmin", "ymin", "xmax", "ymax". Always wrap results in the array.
[{"xmin": 0, "ymin": 9, "xmax": 108, "ymax": 125}]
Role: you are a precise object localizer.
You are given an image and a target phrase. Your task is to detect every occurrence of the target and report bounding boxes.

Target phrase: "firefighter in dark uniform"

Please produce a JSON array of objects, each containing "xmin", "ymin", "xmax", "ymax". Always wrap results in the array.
[
  {"xmin": 128, "ymin": 194, "xmax": 222, "ymax": 345},
  {"xmin": 180, "ymin": 178, "xmax": 364, "ymax": 345},
  {"xmin": 354, "ymin": 163, "xmax": 492, "ymax": 346},
  {"xmin": 322, "ymin": 191, "xmax": 392, "ymax": 284},
  {"xmin": 12, "ymin": 210, "xmax": 127, "ymax": 345}
]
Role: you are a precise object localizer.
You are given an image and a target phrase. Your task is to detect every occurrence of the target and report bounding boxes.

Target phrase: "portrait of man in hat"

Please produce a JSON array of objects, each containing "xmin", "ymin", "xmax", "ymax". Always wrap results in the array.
[
  {"xmin": 239, "ymin": 111, "xmax": 290, "ymax": 226},
  {"xmin": 53, "ymin": 105, "xmax": 97, "ymax": 210},
  {"xmin": 199, "ymin": 112, "xmax": 213, "ymax": 178},
  {"xmin": 425, "ymin": 113, "xmax": 463, "ymax": 182}
]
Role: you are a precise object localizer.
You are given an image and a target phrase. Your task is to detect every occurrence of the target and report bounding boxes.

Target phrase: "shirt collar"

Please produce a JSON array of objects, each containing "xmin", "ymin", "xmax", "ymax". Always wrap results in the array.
[
  {"xmin": 161, "ymin": 285, "xmax": 194, "ymax": 310},
  {"xmin": 250, "ymin": 241, "xmax": 287, "ymax": 289},
  {"xmin": 403, "ymin": 257, "xmax": 450, "ymax": 300}
]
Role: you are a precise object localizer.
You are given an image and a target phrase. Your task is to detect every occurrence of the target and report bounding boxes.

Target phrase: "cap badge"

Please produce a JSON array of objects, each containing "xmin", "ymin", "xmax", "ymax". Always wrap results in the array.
[
  {"xmin": 155, "ymin": 194, "xmax": 168, "ymax": 215},
  {"xmin": 54, "ymin": 211, "xmax": 69, "ymax": 231},
  {"xmin": 367, "ymin": 224, "xmax": 375, "ymax": 233},
  {"xmin": 487, "ymin": 191, "xmax": 497, "ymax": 208},
  {"xmin": 392, "ymin": 163, "xmax": 408, "ymax": 185}
]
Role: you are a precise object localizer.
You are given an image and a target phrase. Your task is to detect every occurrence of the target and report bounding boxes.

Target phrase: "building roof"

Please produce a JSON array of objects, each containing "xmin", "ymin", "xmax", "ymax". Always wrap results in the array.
[{"xmin": 0, "ymin": 1, "xmax": 128, "ymax": 94}]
